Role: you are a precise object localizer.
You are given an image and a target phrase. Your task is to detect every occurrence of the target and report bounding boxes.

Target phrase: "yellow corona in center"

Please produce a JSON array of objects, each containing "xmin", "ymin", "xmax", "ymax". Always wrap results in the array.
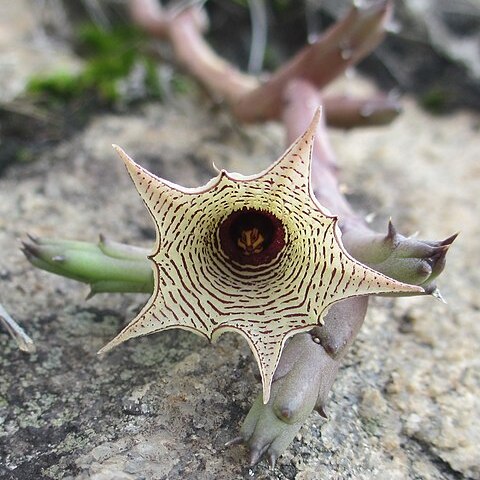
[{"xmin": 237, "ymin": 228, "xmax": 265, "ymax": 255}]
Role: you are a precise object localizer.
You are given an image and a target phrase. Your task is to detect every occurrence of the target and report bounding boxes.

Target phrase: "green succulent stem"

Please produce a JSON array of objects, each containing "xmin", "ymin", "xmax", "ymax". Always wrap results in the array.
[{"xmin": 22, "ymin": 236, "xmax": 153, "ymax": 297}]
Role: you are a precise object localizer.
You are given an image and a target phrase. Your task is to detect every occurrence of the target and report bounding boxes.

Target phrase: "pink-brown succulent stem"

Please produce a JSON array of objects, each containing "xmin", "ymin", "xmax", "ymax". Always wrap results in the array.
[
  {"xmin": 129, "ymin": 0, "xmax": 258, "ymax": 103},
  {"xmin": 167, "ymin": 9, "xmax": 259, "ymax": 103},
  {"xmin": 233, "ymin": 1, "xmax": 392, "ymax": 122},
  {"xmin": 324, "ymin": 93, "xmax": 402, "ymax": 128},
  {"xmin": 129, "ymin": 0, "xmax": 393, "ymax": 124},
  {"xmin": 282, "ymin": 79, "xmax": 357, "ymax": 223}
]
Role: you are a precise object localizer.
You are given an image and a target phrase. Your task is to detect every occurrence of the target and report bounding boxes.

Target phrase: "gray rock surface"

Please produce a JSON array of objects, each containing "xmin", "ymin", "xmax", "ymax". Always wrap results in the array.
[{"xmin": 1, "ymin": 1, "xmax": 479, "ymax": 479}]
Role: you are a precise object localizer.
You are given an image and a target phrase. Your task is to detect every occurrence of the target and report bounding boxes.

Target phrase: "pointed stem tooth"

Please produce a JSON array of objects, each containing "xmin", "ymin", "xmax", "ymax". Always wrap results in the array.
[
  {"xmin": 386, "ymin": 219, "xmax": 397, "ymax": 240},
  {"xmin": 249, "ymin": 447, "xmax": 262, "ymax": 466},
  {"xmin": 21, "ymin": 241, "xmax": 40, "ymax": 259},
  {"xmin": 431, "ymin": 287, "xmax": 447, "ymax": 304},
  {"xmin": 21, "ymin": 246, "xmax": 32, "ymax": 260},
  {"xmin": 407, "ymin": 241, "xmax": 436, "ymax": 259},
  {"xmin": 315, "ymin": 405, "xmax": 328, "ymax": 419},
  {"xmin": 268, "ymin": 453, "xmax": 277, "ymax": 470},
  {"xmin": 224, "ymin": 436, "xmax": 243, "ymax": 447},
  {"xmin": 440, "ymin": 232, "xmax": 459, "ymax": 246},
  {"xmin": 429, "ymin": 245, "xmax": 450, "ymax": 268},
  {"xmin": 427, "ymin": 248, "xmax": 448, "ymax": 282},
  {"xmin": 431, "ymin": 244, "xmax": 450, "ymax": 260},
  {"xmin": 86, "ymin": 289, "xmax": 96, "ymax": 301},
  {"xmin": 249, "ymin": 443, "xmax": 269, "ymax": 466},
  {"xmin": 26, "ymin": 233, "xmax": 39, "ymax": 243}
]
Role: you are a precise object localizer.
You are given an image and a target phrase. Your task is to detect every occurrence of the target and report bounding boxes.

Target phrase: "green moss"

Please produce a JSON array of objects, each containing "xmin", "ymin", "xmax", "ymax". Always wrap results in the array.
[
  {"xmin": 272, "ymin": 0, "xmax": 293, "ymax": 11},
  {"xmin": 144, "ymin": 58, "xmax": 163, "ymax": 99},
  {"xmin": 28, "ymin": 71, "xmax": 82, "ymax": 101},
  {"xmin": 15, "ymin": 147, "xmax": 35, "ymax": 164},
  {"xmin": 420, "ymin": 87, "xmax": 450, "ymax": 114},
  {"xmin": 27, "ymin": 24, "xmax": 164, "ymax": 105},
  {"xmin": 171, "ymin": 74, "xmax": 196, "ymax": 95}
]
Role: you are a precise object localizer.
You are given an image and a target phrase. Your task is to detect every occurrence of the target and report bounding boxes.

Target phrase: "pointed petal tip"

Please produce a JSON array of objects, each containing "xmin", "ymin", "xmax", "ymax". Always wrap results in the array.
[
  {"xmin": 97, "ymin": 317, "xmax": 147, "ymax": 355},
  {"xmin": 112, "ymin": 144, "xmax": 137, "ymax": 170},
  {"xmin": 97, "ymin": 339, "xmax": 118, "ymax": 355},
  {"xmin": 262, "ymin": 385, "xmax": 271, "ymax": 404},
  {"xmin": 379, "ymin": 274, "xmax": 424, "ymax": 295},
  {"xmin": 307, "ymin": 107, "xmax": 323, "ymax": 137},
  {"xmin": 111, "ymin": 143, "xmax": 124, "ymax": 158},
  {"xmin": 402, "ymin": 282, "xmax": 424, "ymax": 294}
]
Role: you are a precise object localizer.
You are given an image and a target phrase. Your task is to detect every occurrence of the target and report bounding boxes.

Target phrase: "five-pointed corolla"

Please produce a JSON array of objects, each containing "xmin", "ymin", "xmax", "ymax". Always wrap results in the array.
[{"xmin": 98, "ymin": 110, "xmax": 422, "ymax": 402}]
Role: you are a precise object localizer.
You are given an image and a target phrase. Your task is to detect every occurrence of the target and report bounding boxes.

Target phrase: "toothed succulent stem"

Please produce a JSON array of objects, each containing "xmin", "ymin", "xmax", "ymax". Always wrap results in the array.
[
  {"xmin": 22, "ymin": 236, "xmax": 153, "ymax": 297},
  {"xmin": 341, "ymin": 222, "xmax": 457, "ymax": 290},
  {"xmin": 283, "ymin": 79, "xmax": 456, "ymax": 293},
  {"xmin": 240, "ymin": 329, "xmax": 344, "ymax": 466},
  {"xmin": 236, "ymin": 297, "xmax": 367, "ymax": 465},
  {"xmin": 236, "ymin": 79, "xmax": 456, "ymax": 465}
]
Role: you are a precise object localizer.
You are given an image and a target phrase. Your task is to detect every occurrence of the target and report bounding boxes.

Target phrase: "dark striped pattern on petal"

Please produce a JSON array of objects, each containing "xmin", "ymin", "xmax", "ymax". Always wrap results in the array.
[{"xmin": 99, "ymin": 111, "xmax": 422, "ymax": 403}]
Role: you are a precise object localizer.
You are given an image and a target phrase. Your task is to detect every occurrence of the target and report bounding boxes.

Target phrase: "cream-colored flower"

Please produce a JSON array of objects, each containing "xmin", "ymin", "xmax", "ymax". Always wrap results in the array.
[{"xmin": 99, "ymin": 111, "xmax": 421, "ymax": 402}]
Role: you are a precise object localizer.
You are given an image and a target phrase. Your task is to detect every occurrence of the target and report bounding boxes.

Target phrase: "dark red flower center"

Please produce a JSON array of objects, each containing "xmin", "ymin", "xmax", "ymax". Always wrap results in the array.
[{"xmin": 218, "ymin": 208, "xmax": 286, "ymax": 266}]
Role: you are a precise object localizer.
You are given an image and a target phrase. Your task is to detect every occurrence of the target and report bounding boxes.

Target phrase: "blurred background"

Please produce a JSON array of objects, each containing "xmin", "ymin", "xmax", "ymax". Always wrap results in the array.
[{"xmin": 1, "ymin": 0, "xmax": 479, "ymax": 174}]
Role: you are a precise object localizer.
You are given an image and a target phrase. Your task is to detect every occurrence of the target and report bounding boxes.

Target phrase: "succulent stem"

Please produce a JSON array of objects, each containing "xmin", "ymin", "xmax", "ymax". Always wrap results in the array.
[
  {"xmin": 129, "ymin": 0, "xmax": 398, "ymax": 126},
  {"xmin": 22, "ymin": 236, "xmax": 153, "ymax": 297},
  {"xmin": 233, "ymin": 80, "xmax": 457, "ymax": 465}
]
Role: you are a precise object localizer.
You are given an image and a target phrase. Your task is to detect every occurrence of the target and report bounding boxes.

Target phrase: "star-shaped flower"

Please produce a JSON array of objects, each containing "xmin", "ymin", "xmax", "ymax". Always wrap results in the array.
[{"xmin": 98, "ymin": 110, "xmax": 421, "ymax": 402}]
